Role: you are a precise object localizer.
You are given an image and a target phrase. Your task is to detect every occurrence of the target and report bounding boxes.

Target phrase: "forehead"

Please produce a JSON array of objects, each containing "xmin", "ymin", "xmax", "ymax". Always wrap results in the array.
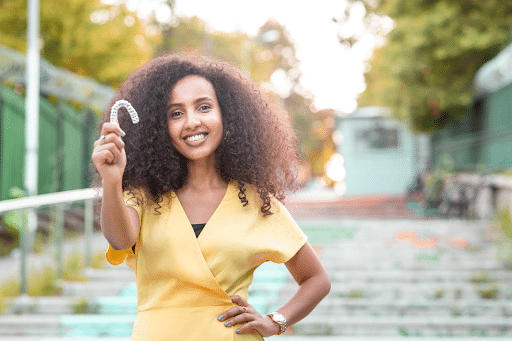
[{"xmin": 169, "ymin": 75, "xmax": 217, "ymax": 103}]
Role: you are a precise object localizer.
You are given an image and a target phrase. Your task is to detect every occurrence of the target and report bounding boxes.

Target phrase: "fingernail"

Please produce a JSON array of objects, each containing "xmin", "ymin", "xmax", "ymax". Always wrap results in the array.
[
  {"xmin": 235, "ymin": 329, "xmax": 241, "ymax": 334},
  {"xmin": 217, "ymin": 315, "xmax": 224, "ymax": 321},
  {"xmin": 224, "ymin": 321, "xmax": 231, "ymax": 327},
  {"xmin": 120, "ymin": 129, "xmax": 126, "ymax": 137}
]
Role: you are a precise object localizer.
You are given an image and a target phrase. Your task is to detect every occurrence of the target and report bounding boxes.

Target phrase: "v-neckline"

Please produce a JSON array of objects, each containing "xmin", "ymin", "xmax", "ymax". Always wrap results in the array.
[
  {"xmin": 174, "ymin": 180, "xmax": 233, "ymax": 240},
  {"xmin": 169, "ymin": 180, "xmax": 235, "ymax": 302}
]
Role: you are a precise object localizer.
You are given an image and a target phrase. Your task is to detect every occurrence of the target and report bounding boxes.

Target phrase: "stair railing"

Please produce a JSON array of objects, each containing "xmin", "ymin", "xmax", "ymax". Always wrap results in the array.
[{"xmin": 0, "ymin": 188, "xmax": 103, "ymax": 295}]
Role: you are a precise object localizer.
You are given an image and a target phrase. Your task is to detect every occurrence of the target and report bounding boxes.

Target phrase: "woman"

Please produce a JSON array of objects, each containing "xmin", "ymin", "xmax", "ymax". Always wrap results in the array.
[{"xmin": 92, "ymin": 53, "xmax": 330, "ymax": 340}]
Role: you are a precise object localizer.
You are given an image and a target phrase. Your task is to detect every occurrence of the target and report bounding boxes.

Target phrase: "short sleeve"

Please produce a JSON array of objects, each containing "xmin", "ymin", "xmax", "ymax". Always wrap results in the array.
[
  {"xmin": 265, "ymin": 199, "xmax": 308, "ymax": 264},
  {"xmin": 105, "ymin": 190, "xmax": 143, "ymax": 270},
  {"xmin": 106, "ymin": 244, "xmax": 136, "ymax": 270}
]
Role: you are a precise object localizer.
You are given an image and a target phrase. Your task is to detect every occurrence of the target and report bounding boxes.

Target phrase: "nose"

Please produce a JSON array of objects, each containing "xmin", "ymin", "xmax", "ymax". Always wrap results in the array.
[{"xmin": 185, "ymin": 111, "xmax": 201, "ymax": 128}]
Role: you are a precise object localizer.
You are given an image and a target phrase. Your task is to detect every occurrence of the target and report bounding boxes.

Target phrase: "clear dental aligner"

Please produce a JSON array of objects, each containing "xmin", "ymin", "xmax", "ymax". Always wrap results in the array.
[{"xmin": 110, "ymin": 100, "xmax": 139, "ymax": 124}]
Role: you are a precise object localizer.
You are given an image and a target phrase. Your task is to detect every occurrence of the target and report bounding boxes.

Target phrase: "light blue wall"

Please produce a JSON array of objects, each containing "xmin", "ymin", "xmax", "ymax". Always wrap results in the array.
[{"xmin": 337, "ymin": 110, "xmax": 423, "ymax": 197}]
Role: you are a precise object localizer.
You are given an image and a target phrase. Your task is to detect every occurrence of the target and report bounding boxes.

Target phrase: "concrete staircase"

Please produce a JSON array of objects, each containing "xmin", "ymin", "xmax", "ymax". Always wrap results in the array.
[
  {"xmin": 0, "ymin": 217, "xmax": 511, "ymax": 339},
  {"xmin": 283, "ymin": 218, "xmax": 512, "ymax": 338}
]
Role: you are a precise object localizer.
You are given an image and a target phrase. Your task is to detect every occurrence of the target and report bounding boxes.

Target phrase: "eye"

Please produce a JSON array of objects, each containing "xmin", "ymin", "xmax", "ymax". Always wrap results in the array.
[
  {"xmin": 169, "ymin": 111, "xmax": 183, "ymax": 118},
  {"xmin": 199, "ymin": 104, "xmax": 212, "ymax": 111}
]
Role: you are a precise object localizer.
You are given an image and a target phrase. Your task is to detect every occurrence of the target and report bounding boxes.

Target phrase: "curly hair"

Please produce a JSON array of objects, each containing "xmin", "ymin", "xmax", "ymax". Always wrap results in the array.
[{"xmin": 97, "ymin": 53, "xmax": 300, "ymax": 216}]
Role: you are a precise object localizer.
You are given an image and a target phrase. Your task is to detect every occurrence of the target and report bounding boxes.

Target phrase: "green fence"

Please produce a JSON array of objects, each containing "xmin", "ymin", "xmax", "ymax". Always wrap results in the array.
[
  {"xmin": 430, "ymin": 81, "xmax": 512, "ymax": 172},
  {"xmin": 0, "ymin": 84, "xmax": 100, "ymax": 201}
]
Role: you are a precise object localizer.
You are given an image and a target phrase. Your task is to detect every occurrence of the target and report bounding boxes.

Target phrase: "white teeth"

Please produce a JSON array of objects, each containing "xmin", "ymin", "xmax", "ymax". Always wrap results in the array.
[{"xmin": 185, "ymin": 134, "xmax": 206, "ymax": 141}]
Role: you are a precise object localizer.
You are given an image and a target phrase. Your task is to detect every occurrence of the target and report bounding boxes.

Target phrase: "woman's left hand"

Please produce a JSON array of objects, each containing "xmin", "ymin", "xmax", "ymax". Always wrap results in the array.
[{"xmin": 218, "ymin": 296, "xmax": 280, "ymax": 337}]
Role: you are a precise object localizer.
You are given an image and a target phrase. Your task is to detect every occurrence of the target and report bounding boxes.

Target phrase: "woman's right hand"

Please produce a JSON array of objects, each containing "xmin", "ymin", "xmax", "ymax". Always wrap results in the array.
[{"xmin": 92, "ymin": 122, "xmax": 127, "ymax": 184}]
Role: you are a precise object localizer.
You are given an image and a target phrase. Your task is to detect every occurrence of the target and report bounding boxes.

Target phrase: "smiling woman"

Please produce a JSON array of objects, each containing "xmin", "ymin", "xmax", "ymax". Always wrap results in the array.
[
  {"xmin": 91, "ymin": 53, "xmax": 330, "ymax": 340},
  {"xmin": 166, "ymin": 75, "xmax": 224, "ymax": 162}
]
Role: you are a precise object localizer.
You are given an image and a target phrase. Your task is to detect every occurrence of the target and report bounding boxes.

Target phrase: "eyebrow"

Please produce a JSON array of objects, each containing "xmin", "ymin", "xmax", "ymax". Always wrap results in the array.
[{"xmin": 168, "ymin": 97, "xmax": 214, "ymax": 109}]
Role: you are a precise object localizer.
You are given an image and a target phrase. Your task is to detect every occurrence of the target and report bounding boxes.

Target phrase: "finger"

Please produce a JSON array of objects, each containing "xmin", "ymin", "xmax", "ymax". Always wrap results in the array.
[
  {"xmin": 234, "ymin": 321, "xmax": 259, "ymax": 335},
  {"xmin": 102, "ymin": 133, "xmax": 125, "ymax": 151},
  {"xmin": 93, "ymin": 142, "xmax": 122, "ymax": 163},
  {"xmin": 223, "ymin": 310, "xmax": 253, "ymax": 328},
  {"xmin": 230, "ymin": 296, "xmax": 247, "ymax": 307},
  {"xmin": 218, "ymin": 305, "xmax": 245, "ymax": 322},
  {"xmin": 100, "ymin": 122, "xmax": 126, "ymax": 137},
  {"xmin": 92, "ymin": 148, "xmax": 117, "ymax": 165}
]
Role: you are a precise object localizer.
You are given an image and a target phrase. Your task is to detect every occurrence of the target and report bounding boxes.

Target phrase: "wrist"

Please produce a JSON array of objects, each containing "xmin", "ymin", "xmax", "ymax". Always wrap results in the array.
[
  {"xmin": 266, "ymin": 311, "xmax": 287, "ymax": 335},
  {"xmin": 102, "ymin": 178, "xmax": 123, "ymax": 190}
]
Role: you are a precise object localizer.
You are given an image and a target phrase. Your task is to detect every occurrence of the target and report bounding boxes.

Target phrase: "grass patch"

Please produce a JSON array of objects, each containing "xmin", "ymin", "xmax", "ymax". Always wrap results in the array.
[
  {"xmin": 91, "ymin": 251, "xmax": 107, "ymax": 269},
  {"xmin": 71, "ymin": 296, "xmax": 99, "ymax": 314},
  {"xmin": 28, "ymin": 266, "xmax": 61, "ymax": 296},
  {"xmin": 471, "ymin": 270, "xmax": 490, "ymax": 283},
  {"xmin": 477, "ymin": 285, "xmax": 499, "ymax": 299},
  {"xmin": 348, "ymin": 289, "xmax": 364, "ymax": 298},
  {"xmin": 62, "ymin": 253, "xmax": 88, "ymax": 282}
]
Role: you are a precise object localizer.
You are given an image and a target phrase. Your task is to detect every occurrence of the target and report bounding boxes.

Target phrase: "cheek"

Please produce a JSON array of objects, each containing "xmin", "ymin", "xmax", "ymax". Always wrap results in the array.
[{"xmin": 167, "ymin": 123, "xmax": 180, "ymax": 144}]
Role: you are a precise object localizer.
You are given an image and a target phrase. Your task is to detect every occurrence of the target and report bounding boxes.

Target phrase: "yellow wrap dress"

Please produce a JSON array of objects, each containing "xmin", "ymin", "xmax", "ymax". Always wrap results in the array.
[{"xmin": 106, "ymin": 180, "xmax": 308, "ymax": 340}]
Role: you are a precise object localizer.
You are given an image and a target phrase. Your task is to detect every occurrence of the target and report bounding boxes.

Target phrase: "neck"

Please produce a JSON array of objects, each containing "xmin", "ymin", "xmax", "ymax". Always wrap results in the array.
[{"xmin": 183, "ymin": 157, "xmax": 226, "ymax": 191}]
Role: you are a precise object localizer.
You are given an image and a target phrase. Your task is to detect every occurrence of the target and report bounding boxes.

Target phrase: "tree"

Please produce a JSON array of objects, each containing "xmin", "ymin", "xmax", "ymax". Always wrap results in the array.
[
  {"xmin": 0, "ymin": 0, "xmax": 159, "ymax": 88},
  {"xmin": 156, "ymin": 17, "xmax": 323, "ymax": 170},
  {"xmin": 336, "ymin": 0, "xmax": 512, "ymax": 131}
]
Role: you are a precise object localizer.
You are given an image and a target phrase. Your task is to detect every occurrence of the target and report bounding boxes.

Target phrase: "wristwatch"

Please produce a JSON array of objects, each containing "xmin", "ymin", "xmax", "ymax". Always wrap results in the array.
[{"xmin": 267, "ymin": 311, "xmax": 287, "ymax": 335}]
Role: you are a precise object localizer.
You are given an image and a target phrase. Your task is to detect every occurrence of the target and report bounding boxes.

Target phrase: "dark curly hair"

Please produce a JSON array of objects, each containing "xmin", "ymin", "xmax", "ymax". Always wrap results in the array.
[{"xmin": 97, "ymin": 53, "xmax": 300, "ymax": 216}]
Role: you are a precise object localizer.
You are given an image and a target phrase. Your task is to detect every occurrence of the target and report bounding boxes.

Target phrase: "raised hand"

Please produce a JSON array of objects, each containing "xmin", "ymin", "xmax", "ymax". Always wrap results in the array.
[{"xmin": 91, "ymin": 122, "xmax": 127, "ymax": 184}]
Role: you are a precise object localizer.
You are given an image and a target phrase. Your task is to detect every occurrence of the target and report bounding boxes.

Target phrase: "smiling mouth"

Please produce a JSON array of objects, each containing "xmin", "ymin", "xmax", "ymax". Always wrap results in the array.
[{"xmin": 184, "ymin": 133, "xmax": 208, "ymax": 142}]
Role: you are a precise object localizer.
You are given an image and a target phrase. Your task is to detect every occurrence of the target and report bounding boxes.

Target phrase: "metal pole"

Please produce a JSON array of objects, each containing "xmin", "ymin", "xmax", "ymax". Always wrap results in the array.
[
  {"xmin": 21, "ymin": 0, "xmax": 40, "ymax": 296},
  {"xmin": 25, "ymin": 0, "xmax": 40, "ymax": 197},
  {"xmin": 20, "ymin": 209, "xmax": 28, "ymax": 295},
  {"xmin": 55, "ymin": 204, "xmax": 64, "ymax": 278},
  {"xmin": 24, "ymin": 0, "xmax": 40, "ymax": 238},
  {"xmin": 84, "ymin": 199, "xmax": 94, "ymax": 268}
]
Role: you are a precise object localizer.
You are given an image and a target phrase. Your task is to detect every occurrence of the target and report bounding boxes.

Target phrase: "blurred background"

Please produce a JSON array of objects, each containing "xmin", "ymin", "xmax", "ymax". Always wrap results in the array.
[{"xmin": 1, "ymin": 0, "xmax": 512, "ymax": 339}]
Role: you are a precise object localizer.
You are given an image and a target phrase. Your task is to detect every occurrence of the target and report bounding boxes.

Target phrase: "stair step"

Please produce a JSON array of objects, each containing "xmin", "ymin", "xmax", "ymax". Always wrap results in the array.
[
  {"xmin": 0, "ymin": 315, "xmax": 60, "ymax": 336},
  {"xmin": 60, "ymin": 280, "xmax": 133, "ymax": 298},
  {"xmin": 59, "ymin": 315, "xmax": 135, "ymax": 337},
  {"xmin": 293, "ymin": 316, "xmax": 512, "ymax": 336}
]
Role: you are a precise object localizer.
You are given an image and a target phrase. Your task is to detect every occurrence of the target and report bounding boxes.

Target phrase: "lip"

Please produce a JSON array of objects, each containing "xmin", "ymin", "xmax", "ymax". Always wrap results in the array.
[{"xmin": 183, "ymin": 132, "xmax": 209, "ymax": 143}]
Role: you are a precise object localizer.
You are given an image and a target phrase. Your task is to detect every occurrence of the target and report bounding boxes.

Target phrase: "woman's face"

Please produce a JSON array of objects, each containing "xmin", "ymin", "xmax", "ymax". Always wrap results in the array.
[{"xmin": 167, "ymin": 75, "xmax": 223, "ymax": 162}]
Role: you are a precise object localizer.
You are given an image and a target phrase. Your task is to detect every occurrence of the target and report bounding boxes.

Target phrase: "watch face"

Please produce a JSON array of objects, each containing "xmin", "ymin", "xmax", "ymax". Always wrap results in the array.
[{"xmin": 271, "ymin": 312, "xmax": 286, "ymax": 324}]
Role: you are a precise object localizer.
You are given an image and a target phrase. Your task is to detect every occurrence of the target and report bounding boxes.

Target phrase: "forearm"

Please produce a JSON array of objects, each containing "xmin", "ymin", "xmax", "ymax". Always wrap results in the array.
[
  {"xmin": 276, "ymin": 272, "xmax": 330, "ymax": 327},
  {"xmin": 100, "ymin": 180, "xmax": 139, "ymax": 250}
]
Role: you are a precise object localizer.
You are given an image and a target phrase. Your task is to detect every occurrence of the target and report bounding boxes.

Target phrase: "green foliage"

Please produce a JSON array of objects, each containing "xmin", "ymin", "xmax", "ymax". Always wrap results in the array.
[
  {"xmin": 434, "ymin": 288, "xmax": 444, "ymax": 299},
  {"xmin": 498, "ymin": 208, "xmax": 512, "ymax": 244},
  {"xmin": 0, "ymin": 0, "xmax": 159, "ymax": 88},
  {"xmin": 28, "ymin": 266, "xmax": 61, "ymax": 296},
  {"xmin": 71, "ymin": 296, "xmax": 99, "ymax": 314},
  {"xmin": 424, "ymin": 153, "xmax": 454, "ymax": 206},
  {"xmin": 91, "ymin": 251, "xmax": 107, "ymax": 269},
  {"xmin": 476, "ymin": 285, "xmax": 499, "ymax": 299},
  {"xmin": 341, "ymin": 0, "xmax": 512, "ymax": 131},
  {"xmin": 0, "ymin": 278, "xmax": 20, "ymax": 315},
  {"xmin": 62, "ymin": 252, "xmax": 88, "ymax": 282},
  {"xmin": 348, "ymin": 289, "xmax": 364, "ymax": 298},
  {"xmin": 471, "ymin": 270, "xmax": 490, "ymax": 284},
  {"xmin": 495, "ymin": 208, "xmax": 512, "ymax": 267},
  {"xmin": 0, "ymin": 187, "xmax": 27, "ymax": 248}
]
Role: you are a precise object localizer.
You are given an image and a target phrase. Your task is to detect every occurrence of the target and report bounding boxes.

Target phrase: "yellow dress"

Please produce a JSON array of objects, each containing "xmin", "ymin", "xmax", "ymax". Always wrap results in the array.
[{"xmin": 106, "ymin": 180, "xmax": 307, "ymax": 340}]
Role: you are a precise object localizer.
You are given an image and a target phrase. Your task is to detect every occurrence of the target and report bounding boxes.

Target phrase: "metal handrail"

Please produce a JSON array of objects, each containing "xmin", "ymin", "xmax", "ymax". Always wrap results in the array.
[
  {"xmin": 0, "ymin": 187, "xmax": 102, "ymax": 213},
  {"xmin": 0, "ymin": 187, "xmax": 103, "ymax": 295}
]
